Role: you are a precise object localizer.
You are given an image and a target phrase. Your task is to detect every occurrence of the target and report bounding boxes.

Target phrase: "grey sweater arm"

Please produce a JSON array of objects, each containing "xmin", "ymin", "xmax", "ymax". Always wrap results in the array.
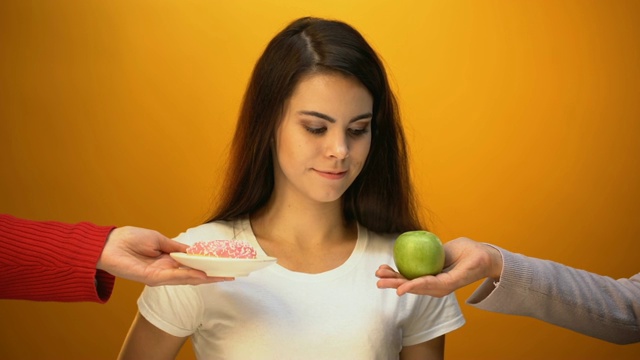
[{"xmin": 466, "ymin": 246, "xmax": 640, "ymax": 344}]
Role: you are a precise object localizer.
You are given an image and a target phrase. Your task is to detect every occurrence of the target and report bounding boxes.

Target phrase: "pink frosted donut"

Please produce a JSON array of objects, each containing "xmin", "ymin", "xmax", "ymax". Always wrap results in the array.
[{"xmin": 186, "ymin": 240, "xmax": 257, "ymax": 259}]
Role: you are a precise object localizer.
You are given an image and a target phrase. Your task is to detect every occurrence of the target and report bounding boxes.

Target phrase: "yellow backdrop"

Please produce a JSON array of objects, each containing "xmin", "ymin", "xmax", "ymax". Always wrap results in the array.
[{"xmin": 1, "ymin": 1, "xmax": 638, "ymax": 359}]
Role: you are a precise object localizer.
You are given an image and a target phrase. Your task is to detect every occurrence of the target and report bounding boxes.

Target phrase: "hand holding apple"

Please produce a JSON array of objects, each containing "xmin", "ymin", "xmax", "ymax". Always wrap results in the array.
[{"xmin": 379, "ymin": 237, "xmax": 504, "ymax": 297}]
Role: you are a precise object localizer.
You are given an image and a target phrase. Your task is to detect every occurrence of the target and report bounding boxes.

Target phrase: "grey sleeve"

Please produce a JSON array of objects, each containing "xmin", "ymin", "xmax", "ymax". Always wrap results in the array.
[{"xmin": 466, "ymin": 245, "xmax": 640, "ymax": 344}]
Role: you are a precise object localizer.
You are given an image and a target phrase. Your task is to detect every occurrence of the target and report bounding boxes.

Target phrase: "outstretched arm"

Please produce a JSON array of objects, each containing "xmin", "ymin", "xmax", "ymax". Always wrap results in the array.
[
  {"xmin": 376, "ymin": 236, "xmax": 640, "ymax": 344},
  {"xmin": 467, "ymin": 248, "xmax": 640, "ymax": 344},
  {"xmin": 0, "ymin": 214, "xmax": 230, "ymax": 303},
  {"xmin": 0, "ymin": 214, "xmax": 116, "ymax": 302}
]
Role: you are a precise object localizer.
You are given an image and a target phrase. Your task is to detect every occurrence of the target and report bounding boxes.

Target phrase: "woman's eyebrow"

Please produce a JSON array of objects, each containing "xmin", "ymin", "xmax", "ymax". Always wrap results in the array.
[{"xmin": 298, "ymin": 110, "xmax": 373, "ymax": 123}]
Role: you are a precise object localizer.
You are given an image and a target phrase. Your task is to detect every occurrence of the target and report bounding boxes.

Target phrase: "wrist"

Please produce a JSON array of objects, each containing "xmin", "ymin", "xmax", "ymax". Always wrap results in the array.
[
  {"xmin": 96, "ymin": 227, "xmax": 118, "ymax": 272},
  {"xmin": 484, "ymin": 244, "xmax": 504, "ymax": 281}
]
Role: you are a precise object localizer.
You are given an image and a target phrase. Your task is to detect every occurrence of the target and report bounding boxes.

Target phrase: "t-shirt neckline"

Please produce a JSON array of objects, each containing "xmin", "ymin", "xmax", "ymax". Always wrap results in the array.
[{"xmin": 236, "ymin": 218, "xmax": 367, "ymax": 282}]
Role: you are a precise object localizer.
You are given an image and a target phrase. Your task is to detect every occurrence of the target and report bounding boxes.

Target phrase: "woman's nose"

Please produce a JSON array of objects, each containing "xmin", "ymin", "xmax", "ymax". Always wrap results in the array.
[{"xmin": 327, "ymin": 133, "xmax": 349, "ymax": 159}]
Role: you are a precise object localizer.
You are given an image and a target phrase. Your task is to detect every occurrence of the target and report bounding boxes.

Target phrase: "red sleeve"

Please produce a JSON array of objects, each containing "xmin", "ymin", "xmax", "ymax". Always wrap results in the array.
[{"xmin": 0, "ymin": 214, "xmax": 116, "ymax": 303}]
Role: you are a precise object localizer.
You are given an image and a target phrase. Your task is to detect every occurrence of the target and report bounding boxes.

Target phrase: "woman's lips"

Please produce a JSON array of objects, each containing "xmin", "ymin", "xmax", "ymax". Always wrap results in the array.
[{"xmin": 314, "ymin": 169, "xmax": 347, "ymax": 180}]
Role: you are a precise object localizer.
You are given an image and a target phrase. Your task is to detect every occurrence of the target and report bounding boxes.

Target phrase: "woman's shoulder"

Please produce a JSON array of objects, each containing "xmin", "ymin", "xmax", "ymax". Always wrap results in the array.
[
  {"xmin": 359, "ymin": 224, "xmax": 400, "ymax": 249},
  {"xmin": 360, "ymin": 223, "xmax": 399, "ymax": 239}
]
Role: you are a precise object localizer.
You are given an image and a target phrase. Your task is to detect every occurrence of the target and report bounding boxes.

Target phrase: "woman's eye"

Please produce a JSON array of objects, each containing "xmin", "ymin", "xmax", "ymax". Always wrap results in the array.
[
  {"xmin": 304, "ymin": 126, "xmax": 326, "ymax": 135},
  {"xmin": 348, "ymin": 127, "xmax": 369, "ymax": 136}
]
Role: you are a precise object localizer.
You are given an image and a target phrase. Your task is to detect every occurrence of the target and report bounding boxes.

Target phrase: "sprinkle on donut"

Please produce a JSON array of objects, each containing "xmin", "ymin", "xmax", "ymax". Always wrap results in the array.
[{"xmin": 186, "ymin": 240, "xmax": 257, "ymax": 259}]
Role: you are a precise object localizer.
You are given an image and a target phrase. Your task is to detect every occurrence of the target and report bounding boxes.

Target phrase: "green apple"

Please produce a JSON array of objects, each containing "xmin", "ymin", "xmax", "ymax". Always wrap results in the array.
[{"xmin": 393, "ymin": 230, "xmax": 444, "ymax": 279}]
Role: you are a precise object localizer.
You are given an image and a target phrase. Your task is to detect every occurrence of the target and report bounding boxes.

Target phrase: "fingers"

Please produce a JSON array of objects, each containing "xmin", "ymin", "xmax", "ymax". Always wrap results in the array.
[
  {"xmin": 146, "ymin": 269, "xmax": 235, "ymax": 287},
  {"xmin": 376, "ymin": 277, "xmax": 408, "ymax": 290},
  {"xmin": 138, "ymin": 253, "xmax": 235, "ymax": 286},
  {"xmin": 375, "ymin": 264, "xmax": 402, "ymax": 278},
  {"xmin": 375, "ymin": 264, "xmax": 410, "ymax": 294},
  {"xmin": 375, "ymin": 265, "xmax": 405, "ymax": 286},
  {"xmin": 396, "ymin": 276, "xmax": 453, "ymax": 297},
  {"xmin": 374, "ymin": 264, "xmax": 457, "ymax": 297},
  {"xmin": 155, "ymin": 236, "xmax": 189, "ymax": 254}
]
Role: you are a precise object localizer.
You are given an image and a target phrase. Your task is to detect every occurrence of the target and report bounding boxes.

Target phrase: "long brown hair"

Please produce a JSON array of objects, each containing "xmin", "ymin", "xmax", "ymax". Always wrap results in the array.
[{"xmin": 209, "ymin": 17, "xmax": 424, "ymax": 233}]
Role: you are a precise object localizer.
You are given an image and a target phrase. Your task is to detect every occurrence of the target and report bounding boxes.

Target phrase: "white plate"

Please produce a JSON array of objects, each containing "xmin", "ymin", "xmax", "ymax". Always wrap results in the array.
[{"xmin": 170, "ymin": 252, "xmax": 277, "ymax": 277}]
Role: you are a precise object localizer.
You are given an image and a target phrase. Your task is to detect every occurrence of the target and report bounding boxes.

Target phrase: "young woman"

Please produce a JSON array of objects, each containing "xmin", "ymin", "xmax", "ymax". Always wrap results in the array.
[{"xmin": 118, "ymin": 17, "xmax": 465, "ymax": 359}]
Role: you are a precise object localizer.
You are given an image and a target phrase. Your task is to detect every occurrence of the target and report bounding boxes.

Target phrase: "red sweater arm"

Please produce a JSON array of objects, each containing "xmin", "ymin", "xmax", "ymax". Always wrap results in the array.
[{"xmin": 0, "ymin": 214, "xmax": 116, "ymax": 303}]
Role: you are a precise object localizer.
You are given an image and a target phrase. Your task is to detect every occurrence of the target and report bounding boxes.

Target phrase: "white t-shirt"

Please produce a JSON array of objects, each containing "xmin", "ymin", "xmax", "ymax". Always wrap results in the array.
[{"xmin": 138, "ymin": 219, "xmax": 465, "ymax": 359}]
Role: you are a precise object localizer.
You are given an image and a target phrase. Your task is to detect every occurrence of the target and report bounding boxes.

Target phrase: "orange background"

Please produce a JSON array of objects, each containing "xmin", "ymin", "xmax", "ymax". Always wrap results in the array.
[{"xmin": 1, "ymin": 1, "xmax": 639, "ymax": 359}]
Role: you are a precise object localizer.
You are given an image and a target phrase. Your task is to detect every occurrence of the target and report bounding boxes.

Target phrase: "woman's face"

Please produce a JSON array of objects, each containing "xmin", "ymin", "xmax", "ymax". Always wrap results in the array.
[{"xmin": 273, "ymin": 72, "xmax": 373, "ymax": 205}]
